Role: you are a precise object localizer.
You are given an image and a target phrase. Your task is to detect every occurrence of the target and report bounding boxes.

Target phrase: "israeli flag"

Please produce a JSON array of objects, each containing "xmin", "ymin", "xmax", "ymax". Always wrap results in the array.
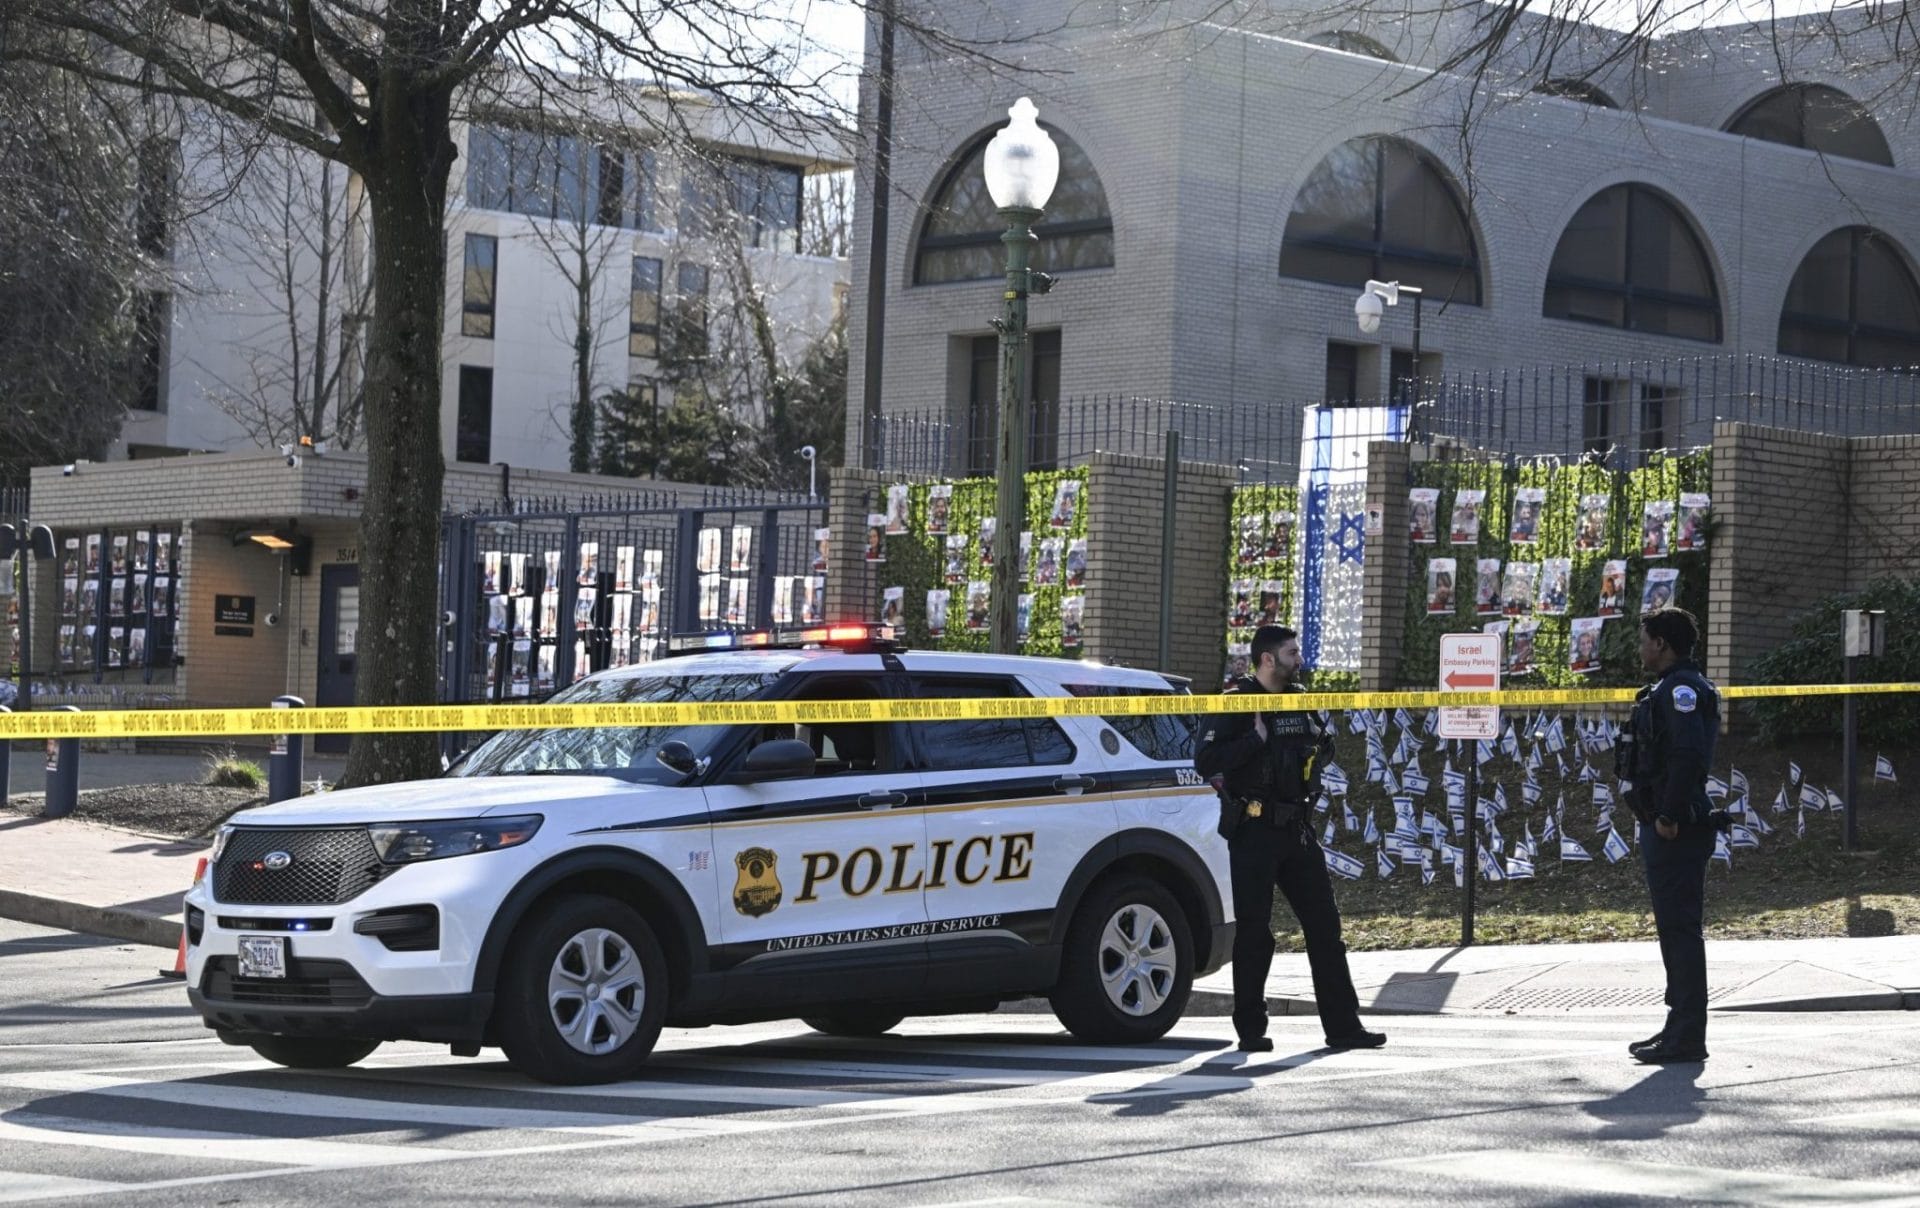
[
  {"xmin": 1403, "ymin": 769, "xmax": 1431, "ymax": 796},
  {"xmin": 1441, "ymin": 841, "xmax": 1461, "ymax": 866},
  {"xmin": 1522, "ymin": 780, "xmax": 1542, "ymax": 806},
  {"xmin": 1475, "ymin": 739, "xmax": 1495, "ymax": 765},
  {"xmin": 1381, "ymin": 767, "xmax": 1402, "ymax": 795},
  {"xmin": 1521, "ymin": 821, "xmax": 1537, "ymax": 860},
  {"xmin": 1343, "ymin": 802, "xmax": 1359, "ymax": 831},
  {"xmin": 1377, "ymin": 845, "xmax": 1395, "ymax": 878},
  {"xmin": 1727, "ymin": 794, "xmax": 1747, "ymax": 817},
  {"xmin": 1348, "ymin": 711, "xmax": 1369, "ymax": 735},
  {"xmin": 1544, "ymin": 720, "xmax": 1566, "ymax": 754},
  {"xmin": 1394, "ymin": 707, "xmax": 1414, "ymax": 731},
  {"xmin": 1363, "ymin": 811, "xmax": 1381, "ymax": 845},
  {"xmin": 1877, "ymin": 755, "xmax": 1898, "ymax": 784},
  {"xmin": 1601, "ymin": 826, "xmax": 1631, "ymax": 864},
  {"xmin": 1486, "ymin": 819, "xmax": 1504, "ymax": 853},
  {"xmin": 1420, "ymin": 810, "xmax": 1441, "ymax": 838},
  {"xmin": 1826, "ymin": 787, "xmax": 1844, "ymax": 811},
  {"xmin": 1542, "ymin": 810, "xmax": 1560, "ymax": 845},
  {"xmin": 1731, "ymin": 824, "xmax": 1760, "ymax": 851},
  {"xmin": 1443, "ymin": 766, "xmax": 1466, "ymax": 794},
  {"xmin": 1594, "ymin": 806, "xmax": 1614, "ymax": 834},
  {"xmin": 1420, "ymin": 848, "xmax": 1437, "ymax": 885},
  {"xmin": 1494, "ymin": 784, "xmax": 1510, "ymax": 812},
  {"xmin": 1453, "ymin": 853, "xmax": 1466, "ymax": 888},
  {"xmin": 1799, "ymin": 783, "xmax": 1826, "ymax": 812},
  {"xmin": 1797, "ymin": 807, "xmax": 1807, "ymax": 839},
  {"xmin": 1324, "ymin": 848, "xmax": 1366, "ymax": 880},
  {"xmin": 1747, "ymin": 806, "xmax": 1774, "ymax": 837},
  {"xmin": 1367, "ymin": 756, "xmax": 1388, "ymax": 784},
  {"xmin": 1706, "ymin": 775, "xmax": 1728, "ymax": 800},
  {"xmin": 1392, "ymin": 794, "xmax": 1415, "ymax": 818},
  {"xmin": 1501, "ymin": 730, "xmax": 1521, "ymax": 761},
  {"xmin": 1773, "ymin": 786, "xmax": 1789, "ymax": 814},
  {"xmin": 1384, "ymin": 833, "xmax": 1408, "ymax": 859},
  {"xmin": 1446, "ymin": 783, "xmax": 1466, "ymax": 812},
  {"xmin": 1478, "ymin": 844, "xmax": 1506, "ymax": 882},
  {"xmin": 1712, "ymin": 830, "xmax": 1733, "ymax": 867},
  {"xmin": 1578, "ymin": 761, "xmax": 1598, "ymax": 784},
  {"xmin": 1322, "ymin": 763, "xmax": 1349, "ymax": 795},
  {"xmin": 1789, "ymin": 760, "xmax": 1803, "ymax": 785},
  {"xmin": 1592, "ymin": 783, "xmax": 1613, "ymax": 808},
  {"xmin": 1506, "ymin": 854, "xmax": 1535, "ymax": 880},
  {"xmin": 1317, "ymin": 793, "xmax": 1333, "ymax": 816},
  {"xmin": 1323, "ymin": 816, "xmax": 1337, "ymax": 846},
  {"xmin": 1560, "ymin": 834, "xmax": 1593, "ymax": 862}
]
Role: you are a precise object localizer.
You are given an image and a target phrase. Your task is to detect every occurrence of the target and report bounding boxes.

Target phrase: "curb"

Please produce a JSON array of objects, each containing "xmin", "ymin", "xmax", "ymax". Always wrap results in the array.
[{"xmin": 0, "ymin": 890, "xmax": 180, "ymax": 950}]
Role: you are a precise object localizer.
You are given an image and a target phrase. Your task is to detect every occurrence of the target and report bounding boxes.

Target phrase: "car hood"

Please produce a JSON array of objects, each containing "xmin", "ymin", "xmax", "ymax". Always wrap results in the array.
[{"xmin": 223, "ymin": 775, "xmax": 671, "ymax": 827}]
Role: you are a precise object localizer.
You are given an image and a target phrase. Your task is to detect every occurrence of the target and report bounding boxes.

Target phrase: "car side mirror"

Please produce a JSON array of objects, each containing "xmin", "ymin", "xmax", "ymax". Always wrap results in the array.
[
  {"xmin": 730, "ymin": 738, "xmax": 816, "ymax": 783},
  {"xmin": 656, "ymin": 740, "xmax": 701, "ymax": 777}
]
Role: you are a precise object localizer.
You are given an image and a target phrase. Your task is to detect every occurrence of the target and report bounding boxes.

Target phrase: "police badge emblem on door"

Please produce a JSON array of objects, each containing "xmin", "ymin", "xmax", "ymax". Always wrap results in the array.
[{"xmin": 733, "ymin": 847, "xmax": 783, "ymax": 917}]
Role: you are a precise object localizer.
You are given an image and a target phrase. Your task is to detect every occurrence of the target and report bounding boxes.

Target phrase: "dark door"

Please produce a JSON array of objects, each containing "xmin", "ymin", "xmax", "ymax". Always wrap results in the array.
[{"xmin": 316, "ymin": 564, "xmax": 360, "ymax": 754}]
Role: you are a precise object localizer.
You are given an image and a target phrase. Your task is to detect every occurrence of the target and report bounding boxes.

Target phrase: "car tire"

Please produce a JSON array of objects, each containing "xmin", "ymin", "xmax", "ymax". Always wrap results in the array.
[
  {"xmin": 496, "ymin": 893, "xmax": 669, "ymax": 1085},
  {"xmin": 244, "ymin": 1035, "xmax": 382, "ymax": 1070},
  {"xmin": 1048, "ymin": 874, "xmax": 1193, "ymax": 1044},
  {"xmin": 800, "ymin": 1009, "xmax": 907, "ymax": 1038}
]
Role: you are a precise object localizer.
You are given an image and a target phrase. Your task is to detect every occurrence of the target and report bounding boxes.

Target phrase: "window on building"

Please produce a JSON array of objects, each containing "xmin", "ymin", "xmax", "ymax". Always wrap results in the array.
[
  {"xmin": 1534, "ymin": 78, "xmax": 1619, "ymax": 108},
  {"xmin": 461, "ymin": 234, "xmax": 497, "ymax": 338},
  {"xmin": 629, "ymin": 256, "xmax": 663, "ymax": 359},
  {"xmin": 1581, "ymin": 377, "xmax": 1615, "ymax": 457},
  {"xmin": 1305, "ymin": 30, "xmax": 1397, "ymax": 60},
  {"xmin": 457, "ymin": 366, "xmax": 493, "ymax": 463},
  {"xmin": 667, "ymin": 262, "xmax": 709, "ymax": 362},
  {"xmin": 596, "ymin": 146, "xmax": 625, "ymax": 229},
  {"xmin": 466, "ymin": 123, "xmax": 666, "ymax": 229},
  {"xmin": 1543, "ymin": 184, "xmax": 1721, "ymax": 342},
  {"xmin": 1726, "ymin": 84, "xmax": 1893, "ymax": 167},
  {"xmin": 1279, "ymin": 136, "xmax": 1482, "ymax": 305},
  {"xmin": 963, "ymin": 330, "xmax": 1062, "ymax": 478},
  {"xmin": 725, "ymin": 159, "xmax": 804, "ymax": 252},
  {"xmin": 914, "ymin": 127, "xmax": 1114, "ymax": 285},
  {"xmin": 1638, "ymin": 385, "xmax": 1670, "ymax": 455},
  {"xmin": 135, "ymin": 138, "xmax": 180, "ymax": 257},
  {"xmin": 1778, "ymin": 227, "xmax": 1920, "ymax": 368},
  {"xmin": 1325, "ymin": 342, "xmax": 1360, "ymax": 405},
  {"xmin": 131, "ymin": 291, "xmax": 169, "ymax": 412}
]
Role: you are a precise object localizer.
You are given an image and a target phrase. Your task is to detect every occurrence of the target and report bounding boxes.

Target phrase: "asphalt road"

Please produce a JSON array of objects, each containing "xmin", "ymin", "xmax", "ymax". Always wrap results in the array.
[{"xmin": 1, "ymin": 918, "xmax": 1916, "ymax": 1207}]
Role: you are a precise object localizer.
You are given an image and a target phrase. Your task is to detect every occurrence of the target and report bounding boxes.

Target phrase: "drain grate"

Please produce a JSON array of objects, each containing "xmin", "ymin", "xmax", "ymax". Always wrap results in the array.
[{"xmin": 1475, "ymin": 985, "xmax": 1734, "ymax": 1011}]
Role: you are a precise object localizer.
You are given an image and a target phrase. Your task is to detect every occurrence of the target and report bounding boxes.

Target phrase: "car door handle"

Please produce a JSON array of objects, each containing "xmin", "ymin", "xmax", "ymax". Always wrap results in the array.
[
  {"xmin": 857, "ymin": 791, "xmax": 907, "ymax": 810},
  {"xmin": 1053, "ymin": 774, "xmax": 1096, "ymax": 793},
  {"xmin": 721, "ymin": 803, "xmax": 765, "ymax": 816}
]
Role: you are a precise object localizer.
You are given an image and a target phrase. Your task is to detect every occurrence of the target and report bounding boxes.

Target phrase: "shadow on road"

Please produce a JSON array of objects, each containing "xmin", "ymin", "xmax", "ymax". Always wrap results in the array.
[{"xmin": 1583, "ymin": 1063, "xmax": 1708, "ymax": 1140}]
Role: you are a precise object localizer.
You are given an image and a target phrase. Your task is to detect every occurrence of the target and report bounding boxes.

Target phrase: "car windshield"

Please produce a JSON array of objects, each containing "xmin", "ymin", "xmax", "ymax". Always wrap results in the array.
[{"xmin": 457, "ymin": 671, "xmax": 780, "ymax": 783}]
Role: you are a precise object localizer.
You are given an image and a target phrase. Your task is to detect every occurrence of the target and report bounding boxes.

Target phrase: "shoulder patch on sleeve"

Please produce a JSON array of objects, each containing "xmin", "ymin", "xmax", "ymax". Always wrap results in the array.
[{"xmin": 1672, "ymin": 684, "xmax": 1698, "ymax": 713}]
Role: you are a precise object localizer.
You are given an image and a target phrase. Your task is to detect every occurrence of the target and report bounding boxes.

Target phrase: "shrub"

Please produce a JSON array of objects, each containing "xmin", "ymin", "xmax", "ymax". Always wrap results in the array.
[
  {"xmin": 203, "ymin": 748, "xmax": 267, "ymax": 789},
  {"xmin": 1745, "ymin": 576, "xmax": 1920, "ymax": 745}
]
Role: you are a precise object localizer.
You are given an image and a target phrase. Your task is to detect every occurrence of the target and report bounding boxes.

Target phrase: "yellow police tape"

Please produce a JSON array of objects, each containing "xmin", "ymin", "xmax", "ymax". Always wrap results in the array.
[{"xmin": 4, "ymin": 682, "xmax": 1917, "ymax": 740}]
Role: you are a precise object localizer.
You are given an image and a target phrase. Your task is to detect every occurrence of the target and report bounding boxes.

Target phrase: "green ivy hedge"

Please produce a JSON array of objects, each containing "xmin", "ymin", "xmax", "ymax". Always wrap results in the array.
[
  {"xmin": 1746, "ymin": 576, "xmax": 1920, "ymax": 744},
  {"xmin": 1399, "ymin": 450, "xmax": 1713, "ymax": 688},
  {"xmin": 875, "ymin": 467, "xmax": 1090, "ymax": 657}
]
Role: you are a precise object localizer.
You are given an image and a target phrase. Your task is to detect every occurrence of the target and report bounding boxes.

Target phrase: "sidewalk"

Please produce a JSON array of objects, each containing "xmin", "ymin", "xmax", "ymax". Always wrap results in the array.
[{"xmin": 1, "ymin": 812, "xmax": 1914, "ymax": 1015}]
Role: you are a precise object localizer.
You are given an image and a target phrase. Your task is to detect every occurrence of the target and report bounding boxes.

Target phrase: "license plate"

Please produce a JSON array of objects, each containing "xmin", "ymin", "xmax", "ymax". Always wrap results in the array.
[{"xmin": 237, "ymin": 935, "xmax": 287, "ymax": 979}]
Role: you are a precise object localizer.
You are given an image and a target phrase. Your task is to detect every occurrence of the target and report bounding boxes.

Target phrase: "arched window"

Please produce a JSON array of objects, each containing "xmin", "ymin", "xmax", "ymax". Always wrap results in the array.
[
  {"xmin": 913, "ymin": 127, "xmax": 1114, "ymax": 285},
  {"xmin": 1306, "ymin": 31, "xmax": 1398, "ymax": 61},
  {"xmin": 1779, "ymin": 227, "xmax": 1920, "ymax": 368},
  {"xmin": 1534, "ymin": 78, "xmax": 1618, "ymax": 108},
  {"xmin": 1543, "ymin": 184, "xmax": 1721, "ymax": 342},
  {"xmin": 1726, "ymin": 84, "xmax": 1893, "ymax": 167},
  {"xmin": 1279, "ymin": 136, "xmax": 1482, "ymax": 305}
]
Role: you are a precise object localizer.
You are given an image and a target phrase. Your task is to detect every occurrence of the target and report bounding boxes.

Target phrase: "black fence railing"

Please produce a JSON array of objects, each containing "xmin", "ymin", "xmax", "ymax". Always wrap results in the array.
[{"xmin": 872, "ymin": 354, "xmax": 1920, "ymax": 482}]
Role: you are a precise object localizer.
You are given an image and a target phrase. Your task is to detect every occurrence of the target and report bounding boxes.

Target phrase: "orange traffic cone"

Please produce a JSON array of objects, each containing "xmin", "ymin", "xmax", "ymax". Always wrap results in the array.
[{"xmin": 160, "ymin": 857, "xmax": 209, "ymax": 980}]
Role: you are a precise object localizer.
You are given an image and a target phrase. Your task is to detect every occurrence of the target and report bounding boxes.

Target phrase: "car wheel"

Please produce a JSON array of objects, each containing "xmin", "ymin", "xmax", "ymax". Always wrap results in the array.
[
  {"xmin": 497, "ymin": 893, "xmax": 668, "ymax": 1085},
  {"xmin": 1048, "ymin": 874, "xmax": 1192, "ymax": 1044},
  {"xmin": 244, "ymin": 1035, "xmax": 382, "ymax": 1069},
  {"xmin": 800, "ymin": 1009, "xmax": 907, "ymax": 1038}
]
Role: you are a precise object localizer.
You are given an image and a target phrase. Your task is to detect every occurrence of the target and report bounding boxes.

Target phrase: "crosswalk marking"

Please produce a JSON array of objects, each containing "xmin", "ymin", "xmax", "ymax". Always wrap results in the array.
[
  {"xmin": 0, "ymin": 1173, "xmax": 128, "ymax": 1204},
  {"xmin": 1791, "ymin": 1109, "xmax": 1920, "ymax": 1133},
  {"xmin": 0, "ymin": 1112, "xmax": 470, "ymax": 1168},
  {"xmin": 1364, "ymin": 1149, "xmax": 1920, "ymax": 1207}
]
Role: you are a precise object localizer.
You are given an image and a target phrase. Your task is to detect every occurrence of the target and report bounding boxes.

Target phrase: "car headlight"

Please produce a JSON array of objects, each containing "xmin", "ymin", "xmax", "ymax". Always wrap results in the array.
[
  {"xmin": 208, "ymin": 824, "xmax": 234, "ymax": 866},
  {"xmin": 367, "ymin": 815, "xmax": 544, "ymax": 864}
]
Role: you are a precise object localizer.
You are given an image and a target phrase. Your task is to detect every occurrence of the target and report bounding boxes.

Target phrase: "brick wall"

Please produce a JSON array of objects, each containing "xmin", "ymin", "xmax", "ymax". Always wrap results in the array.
[
  {"xmin": 1360, "ymin": 441, "xmax": 1412, "ymax": 691},
  {"xmin": 1081, "ymin": 451, "xmax": 1235, "ymax": 686},
  {"xmin": 825, "ymin": 466, "xmax": 887, "ymax": 623},
  {"xmin": 1846, "ymin": 432, "xmax": 1920, "ymax": 589}
]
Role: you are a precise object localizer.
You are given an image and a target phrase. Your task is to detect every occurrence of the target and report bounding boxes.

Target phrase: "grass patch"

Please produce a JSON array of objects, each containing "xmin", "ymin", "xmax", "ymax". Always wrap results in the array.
[
  {"xmin": 203, "ymin": 747, "xmax": 266, "ymax": 790},
  {"xmin": 1273, "ymin": 724, "xmax": 1918, "ymax": 951}
]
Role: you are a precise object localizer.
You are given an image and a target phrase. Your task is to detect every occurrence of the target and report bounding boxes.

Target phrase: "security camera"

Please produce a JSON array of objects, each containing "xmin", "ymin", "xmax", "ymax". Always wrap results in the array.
[
  {"xmin": 799, "ymin": 445, "xmax": 817, "ymax": 461},
  {"xmin": 286, "ymin": 453, "xmax": 301, "ymax": 468},
  {"xmin": 442, "ymin": 610, "xmax": 458, "ymax": 629},
  {"xmin": 62, "ymin": 464, "xmax": 75, "ymax": 477},
  {"xmin": 1354, "ymin": 290, "xmax": 1384, "ymax": 335},
  {"xmin": 264, "ymin": 612, "xmax": 281, "ymax": 627}
]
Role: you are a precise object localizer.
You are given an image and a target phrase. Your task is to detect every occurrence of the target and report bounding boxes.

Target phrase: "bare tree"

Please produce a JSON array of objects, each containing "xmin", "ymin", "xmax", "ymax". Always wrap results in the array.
[
  {"xmin": 7, "ymin": 0, "xmax": 1018, "ymax": 784},
  {"xmin": 199, "ymin": 133, "xmax": 370, "ymax": 452}
]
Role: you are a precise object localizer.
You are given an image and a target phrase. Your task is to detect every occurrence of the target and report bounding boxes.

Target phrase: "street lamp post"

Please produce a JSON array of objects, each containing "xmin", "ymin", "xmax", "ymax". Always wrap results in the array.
[
  {"xmin": 1354, "ymin": 278, "xmax": 1424, "ymax": 440},
  {"xmin": 982, "ymin": 98, "xmax": 1058, "ymax": 654}
]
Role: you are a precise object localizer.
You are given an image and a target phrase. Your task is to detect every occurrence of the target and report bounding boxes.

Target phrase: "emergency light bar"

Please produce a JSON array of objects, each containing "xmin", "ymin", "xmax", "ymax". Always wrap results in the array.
[{"xmin": 664, "ymin": 623, "xmax": 897, "ymax": 656}]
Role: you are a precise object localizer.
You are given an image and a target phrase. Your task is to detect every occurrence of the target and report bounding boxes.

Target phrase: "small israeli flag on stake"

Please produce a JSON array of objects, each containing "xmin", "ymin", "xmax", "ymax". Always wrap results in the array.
[
  {"xmin": 1747, "ymin": 806, "xmax": 1774, "ymax": 837},
  {"xmin": 1705, "ymin": 775, "xmax": 1728, "ymax": 800},
  {"xmin": 1773, "ymin": 786, "xmax": 1790, "ymax": 814},
  {"xmin": 1506, "ymin": 854, "xmax": 1535, "ymax": 880},
  {"xmin": 1712, "ymin": 830, "xmax": 1733, "ymax": 867},
  {"xmin": 1394, "ymin": 706, "xmax": 1414, "ymax": 731},
  {"xmin": 1494, "ymin": 783, "xmax": 1509, "ymax": 811},
  {"xmin": 1323, "ymin": 763, "xmax": 1348, "ymax": 794},
  {"xmin": 1479, "ymin": 844, "xmax": 1506, "ymax": 882},
  {"xmin": 1377, "ymin": 845, "xmax": 1395, "ymax": 878},
  {"xmin": 1476, "ymin": 739, "xmax": 1495, "ymax": 765},
  {"xmin": 1826, "ymin": 787, "xmax": 1844, "ymax": 811},
  {"xmin": 1421, "ymin": 810, "xmax": 1441, "ymax": 838},
  {"xmin": 1730, "ymin": 767, "xmax": 1750, "ymax": 798},
  {"xmin": 1324, "ymin": 848, "xmax": 1366, "ymax": 880},
  {"xmin": 1545, "ymin": 720, "xmax": 1567, "ymax": 754},
  {"xmin": 1731, "ymin": 824, "xmax": 1760, "ymax": 851},
  {"xmin": 1441, "ymin": 841, "xmax": 1462, "ymax": 867},
  {"xmin": 1797, "ymin": 808, "xmax": 1807, "ymax": 839},
  {"xmin": 1420, "ymin": 848, "xmax": 1437, "ymax": 885},
  {"xmin": 1602, "ymin": 826, "xmax": 1631, "ymax": 864},
  {"xmin": 1877, "ymin": 755, "xmax": 1898, "ymax": 784},
  {"xmin": 1363, "ymin": 811, "xmax": 1381, "ymax": 845},
  {"xmin": 1594, "ymin": 806, "xmax": 1615, "ymax": 834},
  {"xmin": 1343, "ymin": 802, "xmax": 1359, "ymax": 831},
  {"xmin": 1323, "ymin": 816, "xmax": 1337, "ymax": 846},
  {"xmin": 1592, "ymin": 783, "xmax": 1613, "ymax": 808},
  {"xmin": 1454, "ymin": 854, "xmax": 1466, "ymax": 888},
  {"xmin": 1560, "ymin": 834, "xmax": 1593, "ymax": 862},
  {"xmin": 1403, "ymin": 769, "xmax": 1431, "ymax": 796},
  {"xmin": 1789, "ymin": 760, "xmax": 1803, "ymax": 785},
  {"xmin": 1522, "ymin": 780, "xmax": 1542, "ymax": 806},
  {"xmin": 1800, "ymin": 783, "xmax": 1826, "ymax": 812},
  {"xmin": 1501, "ymin": 730, "xmax": 1520, "ymax": 760},
  {"xmin": 1444, "ymin": 766, "xmax": 1465, "ymax": 793},
  {"xmin": 1542, "ymin": 809, "xmax": 1560, "ymax": 845}
]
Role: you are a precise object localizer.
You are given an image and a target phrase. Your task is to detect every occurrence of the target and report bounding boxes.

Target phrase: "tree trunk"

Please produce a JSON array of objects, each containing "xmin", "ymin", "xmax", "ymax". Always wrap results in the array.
[{"xmin": 340, "ymin": 86, "xmax": 454, "ymax": 787}]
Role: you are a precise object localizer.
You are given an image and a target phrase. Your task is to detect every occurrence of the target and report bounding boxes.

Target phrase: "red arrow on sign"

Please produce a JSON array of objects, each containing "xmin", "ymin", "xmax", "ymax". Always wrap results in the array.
[{"xmin": 1444, "ymin": 671, "xmax": 1497, "ymax": 689}]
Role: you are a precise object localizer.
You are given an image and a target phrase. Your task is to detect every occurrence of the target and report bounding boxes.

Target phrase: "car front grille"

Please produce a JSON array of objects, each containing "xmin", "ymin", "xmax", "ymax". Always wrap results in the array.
[
  {"xmin": 214, "ymin": 827, "xmax": 392, "ymax": 906},
  {"xmin": 201, "ymin": 956, "xmax": 373, "ymax": 1008}
]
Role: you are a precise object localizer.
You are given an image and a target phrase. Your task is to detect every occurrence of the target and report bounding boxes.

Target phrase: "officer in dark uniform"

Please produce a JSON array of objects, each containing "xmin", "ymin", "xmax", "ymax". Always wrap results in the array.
[
  {"xmin": 1196, "ymin": 624, "xmax": 1385, "ymax": 1054},
  {"xmin": 1619, "ymin": 606, "xmax": 1721, "ymax": 1064}
]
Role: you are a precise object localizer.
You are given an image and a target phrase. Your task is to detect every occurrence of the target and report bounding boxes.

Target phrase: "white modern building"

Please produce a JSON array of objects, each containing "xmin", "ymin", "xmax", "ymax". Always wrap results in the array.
[
  {"xmin": 118, "ymin": 88, "xmax": 853, "ymax": 472},
  {"xmin": 846, "ymin": 1, "xmax": 1920, "ymax": 469}
]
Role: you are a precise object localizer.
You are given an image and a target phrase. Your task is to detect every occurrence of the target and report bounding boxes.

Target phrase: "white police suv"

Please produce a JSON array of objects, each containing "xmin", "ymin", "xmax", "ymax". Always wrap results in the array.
[{"xmin": 184, "ymin": 625, "xmax": 1232, "ymax": 1084}]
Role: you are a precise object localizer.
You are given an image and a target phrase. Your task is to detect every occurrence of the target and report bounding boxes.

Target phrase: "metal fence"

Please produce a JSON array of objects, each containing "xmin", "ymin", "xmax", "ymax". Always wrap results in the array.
[
  {"xmin": 872, "ymin": 354, "xmax": 1920, "ymax": 483},
  {"xmin": 438, "ymin": 484, "xmax": 824, "ymax": 704}
]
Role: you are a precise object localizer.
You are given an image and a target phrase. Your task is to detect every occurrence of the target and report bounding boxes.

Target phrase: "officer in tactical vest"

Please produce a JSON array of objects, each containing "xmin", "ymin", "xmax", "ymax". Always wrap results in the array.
[
  {"xmin": 1618, "ymin": 606, "xmax": 1723, "ymax": 1064},
  {"xmin": 1196, "ymin": 625, "xmax": 1385, "ymax": 1054}
]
